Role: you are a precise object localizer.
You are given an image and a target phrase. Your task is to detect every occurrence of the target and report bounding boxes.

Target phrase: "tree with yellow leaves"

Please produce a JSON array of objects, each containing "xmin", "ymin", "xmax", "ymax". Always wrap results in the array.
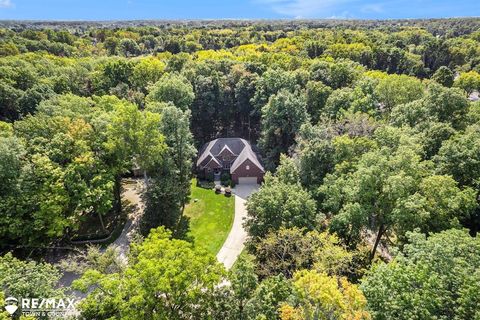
[{"xmin": 280, "ymin": 270, "xmax": 370, "ymax": 320}]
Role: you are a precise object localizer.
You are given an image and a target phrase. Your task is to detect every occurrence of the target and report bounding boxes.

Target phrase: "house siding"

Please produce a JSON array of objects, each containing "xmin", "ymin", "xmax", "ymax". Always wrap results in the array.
[{"xmin": 231, "ymin": 158, "xmax": 264, "ymax": 184}]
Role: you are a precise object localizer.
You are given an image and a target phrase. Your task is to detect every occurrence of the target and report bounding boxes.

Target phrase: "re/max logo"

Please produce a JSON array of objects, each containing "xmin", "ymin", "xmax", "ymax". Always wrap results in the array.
[{"xmin": 21, "ymin": 298, "xmax": 76, "ymax": 310}]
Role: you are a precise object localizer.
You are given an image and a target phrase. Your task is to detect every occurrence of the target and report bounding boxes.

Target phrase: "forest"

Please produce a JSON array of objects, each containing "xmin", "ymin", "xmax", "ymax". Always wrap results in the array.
[{"xmin": 0, "ymin": 18, "xmax": 480, "ymax": 319}]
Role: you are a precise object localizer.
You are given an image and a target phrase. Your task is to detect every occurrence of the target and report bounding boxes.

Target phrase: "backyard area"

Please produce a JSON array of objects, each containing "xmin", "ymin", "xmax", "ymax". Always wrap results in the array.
[{"xmin": 184, "ymin": 179, "xmax": 235, "ymax": 255}]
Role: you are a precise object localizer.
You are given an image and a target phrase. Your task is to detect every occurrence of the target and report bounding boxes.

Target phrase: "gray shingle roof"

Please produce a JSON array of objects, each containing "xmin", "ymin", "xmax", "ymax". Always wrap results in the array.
[{"xmin": 196, "ymin": 138, "xmax": 264, "ymax": 173}]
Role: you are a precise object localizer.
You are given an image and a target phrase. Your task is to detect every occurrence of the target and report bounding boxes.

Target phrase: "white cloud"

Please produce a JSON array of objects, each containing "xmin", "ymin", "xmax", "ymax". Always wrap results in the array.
[
  {"xmin": 0, "ymin": 0, "xmax": 13, "ymax": 8},
  {"xmin": 255, "ymin": 0, "xmax": 357, "ymax": 18}
]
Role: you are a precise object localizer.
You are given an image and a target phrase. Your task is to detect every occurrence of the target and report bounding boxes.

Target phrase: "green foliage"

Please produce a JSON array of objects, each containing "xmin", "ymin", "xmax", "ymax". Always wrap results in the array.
[
  {"xmin": 375, "ymin": 74, "xmax": 424, "ymax": 111},
  {"xmin": 74, "ymin": 227, "xmax": 225, "ymax": 320},
  {"xmin": 432, "ymin": 66, "xmax": 454, "ymax": 87},
  {"xmin": 321, "ymin": 133, "xmax": 477, "ymax": 252},
  {"xmin": 146, "ymin": 73, "xmax": 195, "ymax": 110},
  {"xmin": 454, "ymin": 70, "xmax": 480, "ymax": 94},
  {"xmin": 245, "ymin": 173, "xmax": 318, "ymax": 241},
  {"xmin": 435, "ymin": 125, "xmax": 480, "ymax": 187},
  {"xmin": 141, "ymin": 104, "xmax": 195, "ymax": 237},
  {"xmin": 251, "ymin": 227, "xmax": 352, "ymax": 279},
  {"xmin": 259, "ymin": 89, "xmax": 309, "ymax": 169},
  {"xmin": 0, "ymin": 253, "xmax": 64, "ymax": 299},
  {"xmin": 361, "ymin": 229, "xmax": 480, "ymax": 320},
  {"xmin": 281, "ymin": 270, "xmax": 370, "ymax": 320},
  {"xmin": 305, "ymin": 80, "xmax": 333, "ymax": 123}
]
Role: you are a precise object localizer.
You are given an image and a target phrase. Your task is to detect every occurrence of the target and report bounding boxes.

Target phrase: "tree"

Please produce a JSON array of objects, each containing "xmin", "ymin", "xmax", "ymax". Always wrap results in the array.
[
  {"xmin": 280, "ymin": 270, "xmax": 370, "ymax": 320},
  {"xmin": 435, "ymin": 125, "xmax": 480, "ymax": 187},
  {"xmin": 0, "ymin": 82, "xmax": 22, "ymax": 121},
  {"xmin": 0, "ymin": 42, "xmax": 20, "ymax": 57},
  {"xmin": 131, "ymin": 57, "xmax": 166, "ymax": 91},
  {"xmin": 100, "ymin": 59, "xmax": 135, "ymax": 91},
  {"xmin": 431, "ymin": 66, "xmax": 454, "ymax": 87},
  {"xmin": 454, "ymin": 71, "xmax": 480, "ymax": 95},
  {"xmin": 259, "ymin": 90, "xmax": 309, "ymax": 170},
  {"xmin": 118, "ymin": 38, "xmax": 140, "ymax": 57},
  {"xmin": 321, "ymin": 136, "xmax": 476, "ymax": 257},
  {"xmin": 295, "ymin": 123, "xmax": 335, "ymax": 199},
  {"xmin": 375, "ymin": 74, "xmax": 424, "ymax": 112},
  {"xmin": 391, "ymin": 82, "xmax": 469, "ymax": 129},
  {"xmin": 106, "ymin": 102, "xmax": 165, "ymax": 174},
  {"xmin": 18, "ymin": 83, "xmax": 55, "ymax": 115},
  {"xmin": 251, "ymin": 68, "xmax": 298, "ymax": 112},
  {"xmin": 361, "ymin": 229, "xmax": 480, "ymax": 320},
  {"xmin": 245, "ymin": 173, "xmax": 317, "ymax": 241},
  {"xmin": 0, "ymin": 147, "xmax": 71, "ymax": 245},
  {"xmin": 245, "ymin": 275, "xmax": 292, "ymax": 320},
  {"xmin": 228, "ymin": 256, "xmax": 258, "ymax": 320},
  {"xmin": 305, "ymin": 81, "xmax": 333, "ymax": 124},
  {"xmin": 74, "ymin": 227, "xmax": 225, "ymax": 320},
  {"xmin": 309, "ymin": 59, "xmax": 363, "ymax": 89},
  {"xmin": 146, "ymin": 73, "xmax": 195, "ymax": 111},
  {"xmin": 252, "ymin": 227, "xmax": 352, "ymax": 279},
  {"xmin": 0, "ymin": 253, "xmax": 64, "ymax": 299},
  {"xmin": 141, "ymin": 104, "xmax": 196, "ymax": 237},
  {"xmin": 324, "ymin": 88, "xmax": 356, "ymax": 119}
]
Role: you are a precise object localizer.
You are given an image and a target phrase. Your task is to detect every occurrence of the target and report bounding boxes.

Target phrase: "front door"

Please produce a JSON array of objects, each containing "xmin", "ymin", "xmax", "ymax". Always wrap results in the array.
[{"xmin": 213, "ymin": 169, "xmax": 221, "ymax": 181}]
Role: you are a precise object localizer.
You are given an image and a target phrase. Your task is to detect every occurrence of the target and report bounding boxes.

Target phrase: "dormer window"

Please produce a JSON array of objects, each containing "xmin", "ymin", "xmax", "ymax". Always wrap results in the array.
[{"xmin": 246, "ymin": 165, "xmax": 250, "ymax": 170}]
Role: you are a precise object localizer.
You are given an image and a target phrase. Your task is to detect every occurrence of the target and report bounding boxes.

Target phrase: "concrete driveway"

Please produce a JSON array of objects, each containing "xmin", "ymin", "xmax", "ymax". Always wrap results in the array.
[{"xmin": 216, "ymin": 183, "xmax": 259, "ymax": 269}]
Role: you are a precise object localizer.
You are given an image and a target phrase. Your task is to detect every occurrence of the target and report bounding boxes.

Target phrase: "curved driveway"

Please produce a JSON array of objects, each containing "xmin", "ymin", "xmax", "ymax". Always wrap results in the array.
[{"xmin": 216, "ymin": 183, "xmax": 258, "ymax": 269}]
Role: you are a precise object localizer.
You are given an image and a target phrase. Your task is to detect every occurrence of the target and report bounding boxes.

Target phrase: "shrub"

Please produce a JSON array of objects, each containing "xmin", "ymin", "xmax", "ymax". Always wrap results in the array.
[{"xmin": 221, "ymin": 172, "xmax": 231, "ymax": 185}]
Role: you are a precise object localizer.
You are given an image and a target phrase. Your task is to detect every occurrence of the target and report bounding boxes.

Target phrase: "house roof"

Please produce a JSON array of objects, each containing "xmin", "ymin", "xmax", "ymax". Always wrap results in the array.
[
  {"xmin": 196, "ymin": 138, "xmax": 264, "ymax": 173},
  {"xmin": 204, "ymin": 156, "xmax": 222, "ymax": 168},
  {"xmin": 217, "ymin": 144, "xmax": 237, "ymax": 156},
  {"xmin": 230, "ymin": 143, "xmax": 265, "ymax": 173}
]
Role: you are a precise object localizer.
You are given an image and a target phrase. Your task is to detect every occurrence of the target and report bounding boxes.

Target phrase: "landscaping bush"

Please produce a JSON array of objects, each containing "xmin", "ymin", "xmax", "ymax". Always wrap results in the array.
[
  {"xmin": 215, "ymin": 184, "xmax": 222, "ymax": 194},
  {"xmin": 198, "ymin": 180, "xmax": 215, "ymax": 189},
  {"xmin": 225, "ymin": 187, "xmax": 232, "ymax": 196},
  {"xmin": 221, "ymin": 172, "xmax": 231, "ymax": 185}
]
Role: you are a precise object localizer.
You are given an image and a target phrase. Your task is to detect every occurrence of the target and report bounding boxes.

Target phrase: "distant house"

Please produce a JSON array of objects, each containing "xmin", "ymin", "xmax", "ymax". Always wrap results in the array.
[{"xmin": 196, "ymin": 138, "xmax": 265, "ymax": 184}]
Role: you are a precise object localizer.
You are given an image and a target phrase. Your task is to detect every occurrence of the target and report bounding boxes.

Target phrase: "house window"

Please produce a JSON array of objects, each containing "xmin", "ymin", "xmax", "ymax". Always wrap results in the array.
[
  {"xmin": 246, "ymin": 165, "xmax": 250, "ymax": 170},
  {"xmin": 224, "ymin": 162, "xmax": 231, "ymax": 169}
]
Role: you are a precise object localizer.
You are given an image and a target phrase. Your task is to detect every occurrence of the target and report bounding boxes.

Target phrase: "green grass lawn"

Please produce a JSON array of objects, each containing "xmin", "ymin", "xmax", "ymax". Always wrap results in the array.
[{"xmin": 185, "ymin": 179, "xmax": 235, "ymax": 255}]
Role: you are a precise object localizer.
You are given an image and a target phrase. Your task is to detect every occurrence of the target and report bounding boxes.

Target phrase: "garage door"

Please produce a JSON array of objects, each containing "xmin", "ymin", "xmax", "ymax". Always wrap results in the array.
[{"xmin": 238, "ymin": 177, "xmax": 258, "ymax": 184}]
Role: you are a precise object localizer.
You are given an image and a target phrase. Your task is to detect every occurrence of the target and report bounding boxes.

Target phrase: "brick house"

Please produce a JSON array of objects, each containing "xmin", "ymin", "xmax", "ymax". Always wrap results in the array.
[{"xmin": 196, "ymin": 138, "xmax": 265, "ymax": 184}]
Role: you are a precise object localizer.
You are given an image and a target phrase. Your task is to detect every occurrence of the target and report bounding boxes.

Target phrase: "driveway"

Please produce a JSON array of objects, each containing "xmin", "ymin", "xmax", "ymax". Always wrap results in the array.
[
  {"xmin": 216, "ymin": 183, "xmax": 258, "ymax": 269},
  {"xmin": 113, "ymin": 180, "xmax": 144, "ymax": 262}
]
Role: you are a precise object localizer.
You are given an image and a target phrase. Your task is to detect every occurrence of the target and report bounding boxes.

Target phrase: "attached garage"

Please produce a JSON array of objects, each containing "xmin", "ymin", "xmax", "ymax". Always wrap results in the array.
[
  {"xmin": 238, "ymin": 177, "xmax": 258, "ymax": 185},
  {"xmin": 197, "ymin": 138, "xmax": 265, "ymax": 185}
]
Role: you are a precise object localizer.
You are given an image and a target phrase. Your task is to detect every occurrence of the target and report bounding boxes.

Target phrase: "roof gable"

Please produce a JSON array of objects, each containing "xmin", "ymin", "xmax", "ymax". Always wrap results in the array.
[
  {"xmin": 230, "ymin": 143, "xmax": 264, "ymax": 173},
  {"xmin": 197, "ymin": 138, "xmax": 264, "ymax": 172},
  {"xmin": 217, "ymin": 144, "xmax": 236, "ymax": 157}
]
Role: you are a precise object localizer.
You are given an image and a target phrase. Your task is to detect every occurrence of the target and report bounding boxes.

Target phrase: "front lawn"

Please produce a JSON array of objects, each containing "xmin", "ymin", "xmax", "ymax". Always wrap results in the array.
[{"xmin": 184, "ymin": 179, "xmax": 235, "ymax": 255}]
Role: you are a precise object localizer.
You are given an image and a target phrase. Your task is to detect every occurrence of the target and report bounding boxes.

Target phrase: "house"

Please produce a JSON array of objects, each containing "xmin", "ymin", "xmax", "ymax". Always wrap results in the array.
[{"xmin": 196, "ymin": 138, "xmax": 265, "ymax": 184}]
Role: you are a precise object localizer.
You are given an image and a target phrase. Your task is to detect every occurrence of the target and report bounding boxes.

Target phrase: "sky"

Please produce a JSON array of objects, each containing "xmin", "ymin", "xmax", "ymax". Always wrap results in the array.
[{"xmin": 0, "ymin": 0, "xmax": 478, "ymax": 20}]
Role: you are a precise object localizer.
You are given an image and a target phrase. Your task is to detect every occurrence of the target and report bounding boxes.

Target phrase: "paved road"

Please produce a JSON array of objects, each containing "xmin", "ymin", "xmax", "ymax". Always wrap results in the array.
[
  {"xmin": 113, "ymin": 180, "xmax": 144, "ymax": 262},
  {"xmin": 216, "ymin": 183, "xmax": 258, "ymax": 269},
  {"xmin": 58, "ymin": 179, "xmax": 144, "ymax": 295}
]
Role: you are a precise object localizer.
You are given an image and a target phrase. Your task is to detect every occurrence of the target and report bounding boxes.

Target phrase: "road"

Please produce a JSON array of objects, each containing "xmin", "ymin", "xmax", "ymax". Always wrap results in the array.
[
  {"xmin": 58, "ymin": 179, "xmax": 144, "ymax": 295},
  {"xmin": 216, "ymin": 183, "xmax": 258, "ymax": 269},
  {"xmin": 113, "ymin": 180, "xmax": 144, "ymax": 262}
]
